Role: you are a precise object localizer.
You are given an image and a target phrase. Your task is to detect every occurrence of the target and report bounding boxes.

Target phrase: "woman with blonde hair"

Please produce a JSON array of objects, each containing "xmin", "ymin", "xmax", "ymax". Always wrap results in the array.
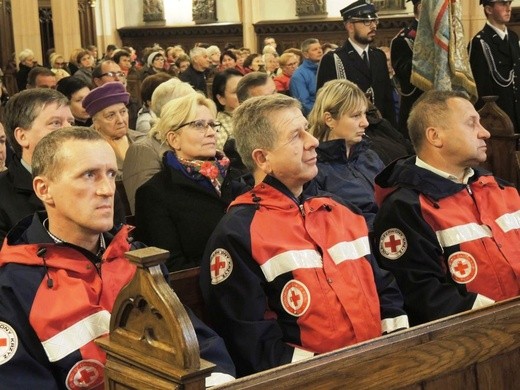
[
  {"xmin": 309, "ymin": 79, "xmax": 384, "ymax": 231},
  {"xmin": 134, "ymin": 92, "xmax": 247, "ymax": 271}
]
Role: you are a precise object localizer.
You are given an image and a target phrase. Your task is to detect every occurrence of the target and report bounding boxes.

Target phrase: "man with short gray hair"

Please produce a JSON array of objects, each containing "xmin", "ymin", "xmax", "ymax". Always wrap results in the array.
[
  {"xmin": 201, "ymin": 93, "xmax": 408, "ymax": 377},
  {"xmin": 374, "ymin": 89, "xmax": 520, "ymax": 326},
  {"xmin": 179, "ymin": 46, "xmax": 211, "ymax": 95}
]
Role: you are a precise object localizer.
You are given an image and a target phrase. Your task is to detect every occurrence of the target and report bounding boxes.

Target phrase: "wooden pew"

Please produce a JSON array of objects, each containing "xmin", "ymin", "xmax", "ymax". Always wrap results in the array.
[
  {"xmin": 215, "ymin": 297, "xmax": 520, "ymax": 389},
  {"xmin": 102, "ymin": 248, "xmax": 520, "ymax": 389},
  {"xmin": 96, "ymin": 247, "xmax": 214, "ymax": 389},
  {"xmin": 478, "ymin": 96, "xmax": 520, "ymax": 191}
]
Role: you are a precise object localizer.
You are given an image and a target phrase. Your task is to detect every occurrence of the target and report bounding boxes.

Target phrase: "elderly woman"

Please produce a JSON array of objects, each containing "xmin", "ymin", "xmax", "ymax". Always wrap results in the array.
[
  {"xmin": 56, "ymin": 76, "xmax": 92, "ymax": 126},
  {"xmin": 82, "ymin": 82, "xmax": 143, "ymax": 179},
  {"xmin": 309, "ymin": 79, "xmax": 385, "ymax": 231},
  {"xmin": 134, "ymin": 92, "xmax": 246, "ymax": 271},
  {"xmin": 212, "ymin": 69, "xmax": 243, "ymax": 150},
  {"xmin": 123, "ymin": 78, "xmax": 194, "ymax": 214}
]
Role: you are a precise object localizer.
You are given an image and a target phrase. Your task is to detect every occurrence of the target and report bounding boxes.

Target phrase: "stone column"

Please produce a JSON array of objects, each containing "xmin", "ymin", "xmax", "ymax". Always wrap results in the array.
[
  {"xmin": 11, "ymin": 0, "xmax": 43, "ymax": 64},
  {"xmin": 240, "ymin": 0, "xmax": 258, "ymax": 51},
  {"xmin": 50, "ymin": 0, "xmax": 82, "ymax": 58}
]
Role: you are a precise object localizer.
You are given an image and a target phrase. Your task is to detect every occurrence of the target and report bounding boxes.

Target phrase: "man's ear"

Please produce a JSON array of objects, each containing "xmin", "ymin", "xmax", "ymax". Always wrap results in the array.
[
  {"xmin": 425, "ymin": 126, "xmax": 443, "ymax": 148},
  {"xmin": 216, "ymin": 94, "xmax": 226, "ymax": 107},
  {"xmin": 251, "ymin": 148, "xmax": 271, "ymax": 174},
  {"xmin": 14, "ymin": 127, "xmax": 29, "ymax": 150},
  {"xmin": 33, "ymin": 176, "xmax": 55, "ymax": 206}
]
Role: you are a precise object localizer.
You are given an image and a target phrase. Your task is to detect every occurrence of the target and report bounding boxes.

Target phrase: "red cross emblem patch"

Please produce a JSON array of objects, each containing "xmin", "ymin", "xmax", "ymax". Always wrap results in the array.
[
  {"xmin": 66, "ymin": 359, "xmax": 104, "ymax": 390},
  {"xmin": 210, "ymin": 248, "xmax": 233, "ymax": 285},
  {"xmin": 0, "ymin": 321, "xmax": 18, "ymax": 365},
  {"xmin": 379, "ymin": 228, "xmax": 407, "ymax": 260},
  {"xmin": 448, "ymin": 251, "xmax": 477, "ymax": 284},
  {"xmin": 281, "ymin": 280, "xmax": 311, "ymax": 317}
]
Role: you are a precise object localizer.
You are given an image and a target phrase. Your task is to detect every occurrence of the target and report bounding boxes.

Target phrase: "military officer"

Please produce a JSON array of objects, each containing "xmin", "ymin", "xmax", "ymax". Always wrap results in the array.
[
  {"xmin": 316, "ymin": 0, "xmax": 396, "ymax": 126},
  {"xmin": 390, "ymin": 0, "xmax": 423, "ymax": 138},
  {"xmin": 469, "ymin": 0, "xmax": 520, "ymax": 132}
]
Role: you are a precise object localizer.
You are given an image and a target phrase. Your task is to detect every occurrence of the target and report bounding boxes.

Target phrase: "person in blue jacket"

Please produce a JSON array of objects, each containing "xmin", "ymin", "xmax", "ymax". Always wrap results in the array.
[{"xmin": 309, "ymin": 79, "xmax": 385, "ymax": 231}]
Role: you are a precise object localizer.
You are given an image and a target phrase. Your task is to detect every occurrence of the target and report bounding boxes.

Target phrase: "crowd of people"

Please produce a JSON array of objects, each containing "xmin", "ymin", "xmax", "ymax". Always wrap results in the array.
[{"xmin": 0, "ymin": 0, "xmax": 519, "ymax": 387}]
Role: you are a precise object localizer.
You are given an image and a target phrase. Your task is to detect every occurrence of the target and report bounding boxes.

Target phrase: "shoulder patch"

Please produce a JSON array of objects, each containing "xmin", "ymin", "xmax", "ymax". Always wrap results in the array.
[
  {"xmin": 0, "ymin": 321, "xmax": 18, "ymax": 365},
  {"xmin": 210, "ymin": 248, "xmax": 233, "ymax": 285},
  {"xmin": 66, "ymin": 359, "xmax": 104, "ymax": 390},
  {"xmin": 281, "ymin": 280, "xmax": 311, "ymax": 317},
  {"xmin": 379, "ymin": 228, "xmax": 408, "ymax": 260},
  {"xmin": 448, "ymin": 251, "xmax": 478, "ymax": 284}
]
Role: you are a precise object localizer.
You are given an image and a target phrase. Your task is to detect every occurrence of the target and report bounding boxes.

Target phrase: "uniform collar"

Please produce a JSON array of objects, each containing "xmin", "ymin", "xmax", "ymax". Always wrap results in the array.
[
  {"xmin": 416, "ymin": 156, "xmax": 474, "ymax": 184},
  {"xmin": 486, "ymin": 21, "xmax": 508, "ymax": 40}
]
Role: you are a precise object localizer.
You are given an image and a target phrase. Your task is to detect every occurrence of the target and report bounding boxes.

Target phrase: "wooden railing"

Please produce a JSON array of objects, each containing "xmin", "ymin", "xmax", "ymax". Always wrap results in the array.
[{"xmin": 99, "ymin": 247, "xmax": 520, "ymax": 389}]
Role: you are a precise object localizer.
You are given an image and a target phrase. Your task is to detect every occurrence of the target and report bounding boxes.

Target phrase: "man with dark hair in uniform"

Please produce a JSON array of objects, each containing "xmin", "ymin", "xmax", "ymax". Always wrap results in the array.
[
  {"xmin": 469, "ymin": 0, "xmax": 520, "ymax": 132},
  {"xmin": 390, "ymin": 0, "xmax": 423, "ymax": 138},
  {"xmin": 317, "ymin": 0, "xmax": 396, "ymax": 126}
]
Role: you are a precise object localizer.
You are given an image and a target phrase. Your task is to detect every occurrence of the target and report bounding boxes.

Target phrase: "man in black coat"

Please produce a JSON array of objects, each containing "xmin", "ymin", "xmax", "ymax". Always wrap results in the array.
[
  {"xmin": 390, "ymin": 0, "xmax": 423, "ymax": 138},
  {"xmin": 317, "ymin": 0, "xmax": 396, "ymax": 126},
  {"xmin": 469, "ymin": 0, "xmax": 520, "ymax": 132},
  {"xmin": 0, "ymin": 89, "xmax": 74, "ymax": 248}
]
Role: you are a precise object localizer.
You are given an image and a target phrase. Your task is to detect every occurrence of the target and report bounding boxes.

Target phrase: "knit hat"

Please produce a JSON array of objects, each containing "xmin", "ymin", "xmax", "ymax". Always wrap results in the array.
[
  {"xmin": 82, "ymin": 81, "xmax": 129, "ymax": 117},
  {"xmin": 147, "ymin": 51, "xmax": 162, "ymax": 67},
  {"xmin": 340, "ymin": 0, "xmax": 378, "ymax": 21}
]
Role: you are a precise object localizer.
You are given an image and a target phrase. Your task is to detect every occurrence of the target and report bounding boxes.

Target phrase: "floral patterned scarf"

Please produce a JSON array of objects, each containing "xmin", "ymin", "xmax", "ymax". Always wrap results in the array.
[{"xmin": 166, "ymin": 151, "xmax": 230, "ymax": 196}]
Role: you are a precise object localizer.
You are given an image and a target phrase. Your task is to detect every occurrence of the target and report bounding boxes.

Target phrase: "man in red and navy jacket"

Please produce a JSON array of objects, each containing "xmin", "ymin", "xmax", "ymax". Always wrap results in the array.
[
  {"xmin": 0, "ymin": 127, "xmax": 235, "ymax": 389},
  {"xmin": 200, "ymin": 94, "xmax": 408, "ymax": 378},
  {"xmin": 374, "ymin": 90, "xmax": 520, "ymax": 326}
]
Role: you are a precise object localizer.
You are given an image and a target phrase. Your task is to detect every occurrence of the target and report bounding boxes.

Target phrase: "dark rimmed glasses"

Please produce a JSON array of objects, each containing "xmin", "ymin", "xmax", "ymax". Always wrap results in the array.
[{"xmin": 172, "ymin": 119, "xmax": 221, "ymax": 134}]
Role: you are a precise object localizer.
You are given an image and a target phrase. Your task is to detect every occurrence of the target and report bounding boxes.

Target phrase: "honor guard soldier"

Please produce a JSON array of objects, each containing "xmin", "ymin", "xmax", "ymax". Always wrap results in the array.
[
  {"xmin": 390, "ymin": 0, "xmax": 423, "ymax": 138},
  {"xmin": 469, "ymin": 0, "xmax": 520, "ymax": 132},
  {"xmin": 317, "ymin": 0, "xmax": 397, "ymax": 126}
]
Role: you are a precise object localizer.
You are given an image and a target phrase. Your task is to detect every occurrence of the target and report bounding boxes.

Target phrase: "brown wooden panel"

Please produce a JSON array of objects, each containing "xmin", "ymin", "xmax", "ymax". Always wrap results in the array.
[
  {"xmin": 423, "ymin": 367, "xmax": 477, "ymax": 390},
  {"xmin": 214, "ymin": 298, "xmax": 520, "ymax": 389},
  {"xmin": 118, "ymin": 23, "xmax": 243, "ymax": 56},
  {"xmin": 253, "ymin": 16, "xmax": 414, "ymax": 53},
  {"xmin": 476, "ymin": 348, "xmax": 520, "ymax": 390}
]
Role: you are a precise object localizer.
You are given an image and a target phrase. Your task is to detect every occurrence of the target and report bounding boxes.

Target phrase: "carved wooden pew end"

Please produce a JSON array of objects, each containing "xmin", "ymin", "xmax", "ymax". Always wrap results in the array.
[{"xmin": 96, "ymin": 247, "xmax": 214, "ymax": 389}]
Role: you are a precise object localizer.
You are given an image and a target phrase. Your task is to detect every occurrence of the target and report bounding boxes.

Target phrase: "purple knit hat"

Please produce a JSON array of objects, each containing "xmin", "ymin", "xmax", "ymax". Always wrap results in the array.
[{"xmin": 82, "ymin": 81, "xmax": 130, "ymax": 116}]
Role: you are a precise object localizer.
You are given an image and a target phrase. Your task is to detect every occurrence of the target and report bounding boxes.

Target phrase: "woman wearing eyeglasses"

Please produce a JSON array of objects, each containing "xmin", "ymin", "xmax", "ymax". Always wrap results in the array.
[{"xmin": 134, "ymin": 92, "xmax": 248, "ymax": 271}]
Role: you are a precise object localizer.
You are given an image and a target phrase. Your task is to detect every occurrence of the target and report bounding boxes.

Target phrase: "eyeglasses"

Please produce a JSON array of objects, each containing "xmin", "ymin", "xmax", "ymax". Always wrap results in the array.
[
  {"xmin": 55, "ymin": 62, "xmax": 65, "ymax": 66},
  {"xmin": 352, "ymin": 19, "xmax": 379, "ymax": 27},
  {"xmin": 172, "ymin": 119, "xmax": 221, "ymax": 133},
  {"xmin": 100, "ymin": 71, "xmax": 126, "ymax": 78}
]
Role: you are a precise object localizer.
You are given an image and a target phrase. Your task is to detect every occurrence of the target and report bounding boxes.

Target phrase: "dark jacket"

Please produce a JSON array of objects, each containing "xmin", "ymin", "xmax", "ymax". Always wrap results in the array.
[
  {"xmin": 0, "ymin": 156, "xmax": 43, "ymax": 247},
  {"xmin": 315, "ymin": 139, "xmax": 384, "ymax": 231},
  {"xmin": 365, "ymin": 106, "xmax": 415, "ymax": 165},
  {"xmin": 16, "ymin": 63, "xmax": 32, "ymax": 91},
  {"xmin": 0, "ymin": 212, "xmax": 236, "ymax": 388},
  {"xmin": 179, "ymin": 65, "xmax": 208, "ymax": 96},
  {"xmin": 373, "ymin": 156, "xmax": 520, "ymax": 325},
  {"xmin": 134, "ymin": 152, "xmax": 248, "ymax": 271},
  {"xmin": 390, "ymin": 19, "xmax": 424, "ymax": 137},
  {"xmin": 469, "ymin": 24, "xmax": 520, "ymax": 132},
  {"xmin": 317, "ymin": 41, "xmax": 396, "ymax": 126}
]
